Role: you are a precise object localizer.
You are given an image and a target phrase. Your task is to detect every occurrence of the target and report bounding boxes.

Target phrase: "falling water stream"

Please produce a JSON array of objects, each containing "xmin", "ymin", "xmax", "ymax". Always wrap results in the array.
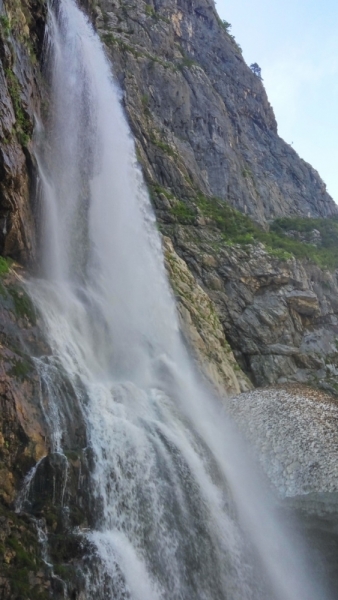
[{"xmin": 23, "ymin": 0, "xmax": 329, "ymax": 598}]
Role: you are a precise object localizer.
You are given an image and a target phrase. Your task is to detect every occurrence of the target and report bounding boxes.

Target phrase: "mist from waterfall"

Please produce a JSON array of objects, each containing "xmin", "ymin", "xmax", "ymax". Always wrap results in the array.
[{"xmin": 26, "ymin": 0, "xmax": 329, "ymax": 597}]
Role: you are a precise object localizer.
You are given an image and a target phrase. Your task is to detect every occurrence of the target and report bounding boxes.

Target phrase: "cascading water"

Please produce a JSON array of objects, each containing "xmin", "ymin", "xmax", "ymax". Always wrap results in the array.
[{"xmin": 24, "ymin": 0, "xmax": 330, "ymax": 598}]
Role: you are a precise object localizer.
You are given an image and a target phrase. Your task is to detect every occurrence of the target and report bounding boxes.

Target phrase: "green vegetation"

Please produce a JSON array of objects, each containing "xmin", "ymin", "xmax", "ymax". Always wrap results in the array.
[
  {"xmin": 150, "ymin": 132, "xmax": 177, "ymax": 157},
  {"xmin": 0, "ymin": 256, "xmax": 11, "ymax": 275},
  {"xmin": 150, "ymin": 183, "xmax": 175, "ymax": 200},
  {"xmin": 7, "ymin": 536, "xmax": 36, "ymax": 569},
  {"xmin": 147, "ymin": 53, "xmax": 175, "ymax": 70},
  {"xmin": 141, "ymin": 93, "xmax": 151, "ymax": 116},
  {"xmin": 168, "ymin": 192, "xmax": 338, "ymax": 269},
  {"xmin": 8, "ymin": 285, "xmax": 37, "ymax": 323},
  {"xmin": 196, "ymin": 194, "xmax": 256, "ymax": 241},
  {"xmin": 9, "ymin": 358, "xmax": 31, "ymax": 379},
  {"xmin": 102, "ymin": 11, "xmax": 109, "ymax": 25},
  {"xmin": 179, "ymin": 55, "xmax": 196, "ymax": 70},
  {"xmin": 145, "ymin": 4, "xmax": 156, "ymax": 18},
  {"xmin": 153, "ymin": 139, "xmax": 176, "ymax": 156},
  {"xmin": 5, "ymin": 68, "xmax": 32, "ymax": 146},
  {"xmin": 64, "ymin": 450, "xmax": 81, "ymax": 462},
  {"xmin": 272, "ymin": 215, "xmax": 338, "ymax": 242},
  {"xmin": 102, "ymin": 32, "xmax": 175, "ymax": 70},
  {"xmin": 144, "ymin": 4, "xmax": 169, "ymax": 23},
  {"xmin": 102, "ymin": 32, "xmax": 116, "ymax": 45},
  {"xmin": 219, "ymin": 19, "xmax": 232, "ymax": 33},
  {"xmin": 171, "ymin": 201, "xmax": 195, "ymax": 223},
  {"xmin": 0, "ymin": 14, "xmax": 11, "ymax": 36},
  {"xmin": 0, "ymin": 505, "xmax": 50, "ymax": 599},
  {"xmin": 53, "ymin": 563, "xmax": 72, "ymax": 579},
  {"xmin": 217, "ymin": 17, "xmax": 242, "ymax": 53},
  {"xmin": 242, "ymin": 166, "xmax": 253, "ymax": 179},
  {"xmin": 102, "ymin": 33, "xmax": 141, "ymax": 58},
  {"xmin": 270, "ymin": 216, "xmax": 338, "ymax": 269}
]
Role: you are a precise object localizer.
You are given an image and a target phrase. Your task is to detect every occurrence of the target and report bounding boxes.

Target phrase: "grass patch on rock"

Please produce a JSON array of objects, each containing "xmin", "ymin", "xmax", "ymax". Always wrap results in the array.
[
  {"xmin": 8, "ymin": 285, "xmax": 37, "ymax": 324},
  {"xmin": 0, "ymin": 256, "xmax": 11, "ymax": 275},
  {"xmin": 195, "ymin": 195, "xmax": 338, "ymax": 267},
  {"xmin": 9, "ymin": 357, "xmax": 31, "ymax": 379},
  {"xmin": 167, "ymin": 192, "xmax": 338, "ymax": 269},
  {"xmin": 5, "ymin": 68, "xmax": 32, "ymax": 146},
  {"xmin": 171, "ymin": 201, "xmax": 195, "ymax": 223}
]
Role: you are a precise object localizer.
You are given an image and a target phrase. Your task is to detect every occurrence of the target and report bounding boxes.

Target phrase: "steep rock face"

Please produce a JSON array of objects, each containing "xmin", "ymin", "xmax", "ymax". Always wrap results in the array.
[
  {"xmin": 0, "ymin": 266, "xmax": 52, "ymax": 598},
  {"xmin": 0, "ymin": 273, "xmax": 47, "ymax": 501},
  {"xmin": 0, "ymin": 0, "xmax": 46, "ymax": 264},
  {"xmin": 0, "ymin": 266, "xmax": 97, "ymax": 598},
  {"xmin": 163, "ymin": 236, "xmax": 251, "ymax": 394},
  {"xmin": 171, "ymin": 226, "xmax": 338, "ymax": 392},
  {"xmin": 0, "ymin": 5, "xmax": 64, "ymax": 595},
  {"xmin": 96, "ymin": 0, "xmax": 337, "ymax": 223},
  {"xmin": 0, "ymin": 1, "xmax": 254, "ymax": 594}
]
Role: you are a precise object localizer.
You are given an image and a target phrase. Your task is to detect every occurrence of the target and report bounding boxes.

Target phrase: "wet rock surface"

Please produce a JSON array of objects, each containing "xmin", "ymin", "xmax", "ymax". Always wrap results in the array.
[
  {"xmin": 0, "ymin": 268, "xmax": 48, "ymax": 499},
  {"xmin": 0, "ymin": 267, "xmax": 95, "ymax": 598},
  {"xmin": 0, "ymin": 266, "xmax": 50, "ymax": 598},
  {"xmin": 0, "ymin": 0, "xmax": 47, "ymax": 264}
]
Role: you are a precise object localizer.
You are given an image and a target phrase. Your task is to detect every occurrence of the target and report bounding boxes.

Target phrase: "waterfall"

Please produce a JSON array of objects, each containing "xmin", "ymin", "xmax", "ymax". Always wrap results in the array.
[{"xmin": 25, "ymin": 0, "xmax": 328, "ymax": 598}]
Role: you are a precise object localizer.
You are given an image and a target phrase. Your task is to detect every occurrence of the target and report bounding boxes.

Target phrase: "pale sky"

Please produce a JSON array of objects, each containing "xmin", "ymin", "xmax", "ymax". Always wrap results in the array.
[{"xmin": 215, "ymin": 0, "xmax": 338, "ymax": 204}]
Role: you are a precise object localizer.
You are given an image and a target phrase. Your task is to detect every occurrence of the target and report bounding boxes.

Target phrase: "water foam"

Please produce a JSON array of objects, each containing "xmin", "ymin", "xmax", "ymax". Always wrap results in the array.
[{"xmin": 25, "ymin": 0, "xmax": 330, "ymax": 597}]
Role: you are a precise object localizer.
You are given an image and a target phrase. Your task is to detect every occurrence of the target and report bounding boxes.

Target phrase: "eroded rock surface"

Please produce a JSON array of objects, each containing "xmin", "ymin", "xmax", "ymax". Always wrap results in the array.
[
  {"xmin": 0, "ymin": 266, "xmax": 52, "ymax": 598},
  {"xmin": 171, "ymin": 232, "xmax": 338, "ymax": 391},
  {"xmin": 0, "ymin": 0, "xmax": 47, "ymax": 264},
  {"xmin": 163, "ymin": 236, "xmax": 251, "ymax": 394},
  {"xmin": 0, "ymin": 267, "xmax": 96, "ymax": 598}
]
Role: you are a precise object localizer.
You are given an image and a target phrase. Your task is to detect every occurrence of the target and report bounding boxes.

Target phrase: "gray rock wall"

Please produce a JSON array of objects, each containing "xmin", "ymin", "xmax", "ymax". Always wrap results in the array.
[
  {"xmin": 96, "ymin": 0, "xmax": 337, "ymax": 223},
  {"xmin": 172, "ymin": 225, "xmax": 338, "ymax": 392},
  {"xmin": 0, "ymin": 0, "xmax": 46, "ymax": 264}
]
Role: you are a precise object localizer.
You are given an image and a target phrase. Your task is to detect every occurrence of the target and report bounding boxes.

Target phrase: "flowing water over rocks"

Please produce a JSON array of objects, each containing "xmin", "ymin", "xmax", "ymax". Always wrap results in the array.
[{"xmin": 8, "ymin": 0, "xmax": 334, "ymax": 598}]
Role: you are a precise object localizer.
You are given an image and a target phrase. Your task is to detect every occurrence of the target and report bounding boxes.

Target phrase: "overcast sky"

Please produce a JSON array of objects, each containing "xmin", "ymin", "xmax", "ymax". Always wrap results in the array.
[{"xmin": 215, "ymin": 0, "xmax": 338, "ymax": 204}]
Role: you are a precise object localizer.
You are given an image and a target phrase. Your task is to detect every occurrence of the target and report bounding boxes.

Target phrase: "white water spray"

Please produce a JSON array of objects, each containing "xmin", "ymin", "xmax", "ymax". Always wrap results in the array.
[{"xmin": 27, "ymin": 0, "xmax": 329, "ymax": 598}]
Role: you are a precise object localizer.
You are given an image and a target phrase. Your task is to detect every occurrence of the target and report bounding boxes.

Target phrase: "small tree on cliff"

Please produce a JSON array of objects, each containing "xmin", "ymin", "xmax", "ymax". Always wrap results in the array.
[
  {"xmin": 250, "ymin": 63, "xmax": 262, "ymax": 79},
  {"xmin": 221, "ymin": 20, "xmax": 232, "ymax": 33}
]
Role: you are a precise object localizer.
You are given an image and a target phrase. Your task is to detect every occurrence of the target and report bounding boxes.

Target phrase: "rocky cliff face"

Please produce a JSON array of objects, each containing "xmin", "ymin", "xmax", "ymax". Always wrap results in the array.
[
  {"xmin": 171, "ymin": 228, "xmax": 338, "ymax": 393},
  {"xmin": 95, "ymin": 0, "xmax": 337, "ymax": 223},
  {"xmin": 0, "ymin": 0, "xmax": 46, "ymax": 264},
  {"xmin": 164, "ymin": 236, "xmax": 251, "ymax": 394},
  {"xmin": 0, "ymin": 265, "xmax": 100, "ymax": 598}
]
